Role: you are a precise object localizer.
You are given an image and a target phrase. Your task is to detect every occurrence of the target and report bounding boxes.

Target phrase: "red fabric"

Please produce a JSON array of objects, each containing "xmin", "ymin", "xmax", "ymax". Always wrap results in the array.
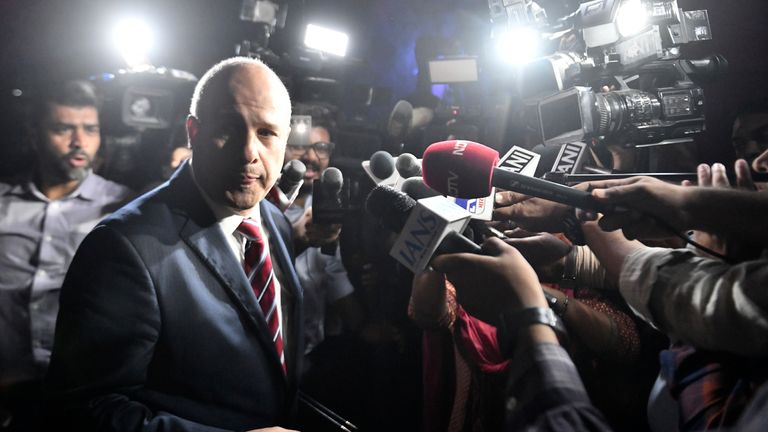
[{"xmin": 454, "ymin": 304, "xmax": 510, "ymax": 374}]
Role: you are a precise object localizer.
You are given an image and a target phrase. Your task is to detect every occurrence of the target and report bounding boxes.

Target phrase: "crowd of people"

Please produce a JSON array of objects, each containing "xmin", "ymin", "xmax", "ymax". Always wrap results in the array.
[{"xmin": 1, "ymin": 46, "xmax": 767, "ymax": 432}]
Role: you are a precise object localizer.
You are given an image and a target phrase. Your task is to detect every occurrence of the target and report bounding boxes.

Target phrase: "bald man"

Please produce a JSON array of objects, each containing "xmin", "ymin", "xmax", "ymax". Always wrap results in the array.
[{"xmin": 46, "ymin": 58, "xmax": 303, "ymax": 431}]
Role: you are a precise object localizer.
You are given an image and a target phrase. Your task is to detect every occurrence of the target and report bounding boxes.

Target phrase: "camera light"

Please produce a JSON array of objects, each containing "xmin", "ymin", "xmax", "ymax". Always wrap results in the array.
[
  {"xmin": 113, "ymin": 17, "xmax": 154, "ymax": 69},
  {"xmin": 616, "ymin": 0, "xmax": 648, "ymax": 38},
  {"xmin": 304, "ymin": 24, "xmax": 349, "ymax": 57},
  {"xmin": 495, "ymin": 27, "xmax": 541, "ymax": 65}
]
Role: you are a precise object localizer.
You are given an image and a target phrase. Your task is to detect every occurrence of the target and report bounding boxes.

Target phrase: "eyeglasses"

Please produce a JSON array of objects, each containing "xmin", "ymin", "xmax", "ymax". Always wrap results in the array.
[{"xmin": 286, "ymin": 141, "xmax": 335, "ymax": 159}]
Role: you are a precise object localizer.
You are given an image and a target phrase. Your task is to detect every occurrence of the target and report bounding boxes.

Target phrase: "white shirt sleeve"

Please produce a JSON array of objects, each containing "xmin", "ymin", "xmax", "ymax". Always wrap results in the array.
[{"xmin": 619, "ymin": 247, "xmax": 768, "ymax": 356}]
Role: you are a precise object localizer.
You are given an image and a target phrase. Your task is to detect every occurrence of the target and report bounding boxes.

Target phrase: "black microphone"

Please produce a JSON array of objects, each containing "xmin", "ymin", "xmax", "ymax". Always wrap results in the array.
[
  {"xmin": 395, "ymin": 153, "xmax": 422, "ymax": 178},
  {"xmin": 268, "ymin": 160, "xmax": 306, "ymax": 212},
  {"xmin": 321, "ymin": 167, "xmax": 344, "ymax": 205},
  {"xmin": 400, "ymin": 176, "xmax": 440, "ymax": 200},
  {"xmin": 544, "ymin": 171, "xmax": 768, "ymax": 184},
  {"xmin": 369, "ymin": 151, "xmax": 396, "ymax": 180},
  {"xmin": 365, "ymin": 185, "xmax": 480, "ymax": 272}
]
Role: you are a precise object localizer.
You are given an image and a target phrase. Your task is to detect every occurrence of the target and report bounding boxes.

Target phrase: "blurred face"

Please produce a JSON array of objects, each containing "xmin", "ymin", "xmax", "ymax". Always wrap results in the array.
[
  {"xmin": 37, "ymin": 103, "xmax": 101, "ymax": 184},
  {"xmin": 284, "ymin": 126, "xmax": 332, "ymax": 184},
  {"xmin": 189, "ymin": 65, "xmax": 291, "ymax": 214},
  {"xmin": 732, "ymin": 112, "xmax": 768, "ymax": 172}
]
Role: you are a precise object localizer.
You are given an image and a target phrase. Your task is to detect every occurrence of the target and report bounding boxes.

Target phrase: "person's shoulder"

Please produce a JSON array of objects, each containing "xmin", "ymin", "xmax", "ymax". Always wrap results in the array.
[{"xmin": 87, "ymin": 173, "xmax": 135, "ymax": 202}]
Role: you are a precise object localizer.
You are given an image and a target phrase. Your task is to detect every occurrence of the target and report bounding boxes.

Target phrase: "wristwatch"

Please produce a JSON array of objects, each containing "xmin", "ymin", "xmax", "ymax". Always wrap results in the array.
[{"xmin": 497, "ymin": 307, "xmax": 568, "ymax": 357}]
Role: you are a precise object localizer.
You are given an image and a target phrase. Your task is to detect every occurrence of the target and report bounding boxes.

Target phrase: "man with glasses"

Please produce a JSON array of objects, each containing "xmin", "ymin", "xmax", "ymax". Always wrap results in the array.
[{"xmin": 284, "ymin": 118, "xmax": 362, "ymax": 356}]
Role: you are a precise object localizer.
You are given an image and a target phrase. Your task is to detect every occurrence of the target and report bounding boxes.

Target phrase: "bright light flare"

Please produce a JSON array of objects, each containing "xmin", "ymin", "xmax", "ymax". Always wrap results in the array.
[
  {"xmin": 616, "ymin": 0, "xmax": 648, "ymax": 38},
  {"xmin": 113, "ymin": 17, "xmax": 154, "ymax": 68},
  {"xmin": 304, "ymin": 24, "xmax": 349, "ymax": 57},
  {"xmin": 495, "ymin": 27, "xmax": 541, "ymax": 65}
]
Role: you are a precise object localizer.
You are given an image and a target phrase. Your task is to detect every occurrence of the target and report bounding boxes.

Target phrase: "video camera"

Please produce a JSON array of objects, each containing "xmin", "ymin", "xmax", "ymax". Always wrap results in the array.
[{"xmin": 491, "ymin": 0, "xmax": 726, "ymax": 148}]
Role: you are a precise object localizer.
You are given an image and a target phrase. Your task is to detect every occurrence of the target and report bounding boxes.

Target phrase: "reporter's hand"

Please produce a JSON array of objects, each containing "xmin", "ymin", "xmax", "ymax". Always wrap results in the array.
[
  {"xmin": 493, "ymin": 191, "xmax": 572, "ymax": 233},
  {"xmin": 587, "ymin": 176, "xmax": 692, "ymax": 239},
  {"xmin": 291, "ymin": 207, "xmax": 341, "ymax": 247},
  {"xmin": 502, "ymin": 229, "xmax": 572, "ymax": 282},
  {"xmin": 430, "ymin": 237, "xmax": 547, "ymax": 324}
]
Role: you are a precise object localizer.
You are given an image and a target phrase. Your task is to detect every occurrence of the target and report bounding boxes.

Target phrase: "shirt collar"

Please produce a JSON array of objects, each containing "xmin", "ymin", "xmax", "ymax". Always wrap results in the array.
[{"xmin": 188, "ymin": 158, "xmax": 261, "ymax": 234}]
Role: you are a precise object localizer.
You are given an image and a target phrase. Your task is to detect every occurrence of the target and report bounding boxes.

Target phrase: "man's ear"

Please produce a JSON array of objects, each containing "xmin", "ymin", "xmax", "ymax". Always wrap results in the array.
[{"xmin": 186, "ymin": 115, "xmax": 199, "ymax": 141}]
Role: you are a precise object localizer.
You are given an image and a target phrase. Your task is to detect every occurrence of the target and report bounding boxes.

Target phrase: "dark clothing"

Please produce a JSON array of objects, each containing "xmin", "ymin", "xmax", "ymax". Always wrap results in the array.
[
  {"xmin": 45, "ymin": 164, "xmax": 304, "ymax": 431},
  {"xmin": 506, "ymin": 343, "xmax": 611, "ymax": 432}
]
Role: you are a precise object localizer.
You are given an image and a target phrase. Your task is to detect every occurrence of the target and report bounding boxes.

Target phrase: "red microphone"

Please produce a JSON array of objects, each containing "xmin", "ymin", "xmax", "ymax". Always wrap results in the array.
[
  {"xmin": 422, "ymin": 140, "xmax": 499, "ymax": 198},
  {"xmin": 422, "ymin": 140, "xmax": 604, "ymax": 211}
]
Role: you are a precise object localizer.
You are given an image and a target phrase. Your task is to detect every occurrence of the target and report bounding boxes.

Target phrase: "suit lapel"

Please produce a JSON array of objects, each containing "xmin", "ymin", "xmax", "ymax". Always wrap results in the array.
[{"xmin": 170, "ymin": 165, "xmax": 284, "ymax": 373}]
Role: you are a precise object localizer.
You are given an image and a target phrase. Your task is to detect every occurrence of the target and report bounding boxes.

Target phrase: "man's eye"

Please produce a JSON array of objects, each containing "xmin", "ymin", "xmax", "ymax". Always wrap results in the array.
[{"xmin": 257, "ymin": 128, "xmax": 277, "ymax": 137}]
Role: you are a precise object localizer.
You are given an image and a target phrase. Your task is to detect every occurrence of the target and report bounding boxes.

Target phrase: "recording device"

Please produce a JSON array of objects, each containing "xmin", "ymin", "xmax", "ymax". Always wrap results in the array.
[
  {"xmin": 395, "ymin": 153, "xmax": 422, "ymax": 178},
  {"xmin": 267, "ymin": 159, "xmax": 306, "ymax": 212},
  {"xmin": 500, "ymin": 0, "xmax": 723, "ymax": 148},
  {"xmin": 527, "ymin": 71, "xmax": 708, "ymax": 147},
  {"xmin": 361, "ymin": 150, "xmax": 399, "ymax": 186},
  {"xmin": 235, "ymin": 0, "xmax": 287, "ymax": 64},
  {"xmin": 422, "ymin": 140, "xmax": 605, "ymax": 211},
  {"xmin": 365, "ymin": 185, "xmax": 480, "ymax": 272},
  {"xmin": 386, "ymin": 100, "xmax": 414, "ymax": 145},
  {"xmin": 400, "ymin": 177, "xmax": 441, "ymax": 200},
  {"xmin": 312, "ymin": 167, "xmax": 359, "ymax": 224}
]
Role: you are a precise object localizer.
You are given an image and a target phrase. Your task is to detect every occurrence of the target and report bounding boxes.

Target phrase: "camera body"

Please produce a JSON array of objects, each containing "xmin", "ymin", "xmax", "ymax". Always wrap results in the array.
[{"xmin": 501, "ymin": 0, "xmax": 723, "ymax": 148}]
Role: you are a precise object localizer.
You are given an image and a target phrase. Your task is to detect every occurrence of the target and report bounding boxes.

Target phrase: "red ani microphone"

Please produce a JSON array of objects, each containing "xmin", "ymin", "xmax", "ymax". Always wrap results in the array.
[{"xmin": 422, "ymin": 140, "xmax": 606, "ymax": 211}]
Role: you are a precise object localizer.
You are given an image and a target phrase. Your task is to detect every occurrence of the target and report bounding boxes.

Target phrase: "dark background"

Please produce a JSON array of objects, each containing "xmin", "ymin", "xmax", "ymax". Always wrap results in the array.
[{"xmin": 1, "ymin": 0, "xmax": 767, "ymax": 167}]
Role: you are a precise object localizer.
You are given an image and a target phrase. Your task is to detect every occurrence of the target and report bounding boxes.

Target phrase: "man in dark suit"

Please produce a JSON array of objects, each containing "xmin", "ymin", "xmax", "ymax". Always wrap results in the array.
[{"xmin": 45, "ymin": 57, "xmax": 303, "ymax": 431}]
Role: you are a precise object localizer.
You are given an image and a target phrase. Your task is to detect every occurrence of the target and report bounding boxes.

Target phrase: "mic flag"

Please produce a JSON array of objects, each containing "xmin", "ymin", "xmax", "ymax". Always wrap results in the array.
[{"xmin": 423, "ymin": 140, "xmax": 498, "ymax": 198}]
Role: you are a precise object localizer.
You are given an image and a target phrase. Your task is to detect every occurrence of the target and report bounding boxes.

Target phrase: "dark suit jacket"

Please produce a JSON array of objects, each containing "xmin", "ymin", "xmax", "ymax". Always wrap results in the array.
[{"xmin": 45, "ymin": 163, "xmax": 304, "ymax": 431}]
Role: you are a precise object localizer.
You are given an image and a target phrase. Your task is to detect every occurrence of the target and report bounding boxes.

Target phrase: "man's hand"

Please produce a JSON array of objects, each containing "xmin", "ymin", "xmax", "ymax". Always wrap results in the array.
[
  {"xmin": 291, "ymin": 207, "xmax": 341, "ymax": 247},
  {"xmin": 493, "ymin": 191, "xmax": 572, "ymax": 233},
  {"xmin": 586, "ymin": 177, "xmax": 693, "ymax": 239},
  {"xmin": 502, "ymin": 229, "xmax": 572, "ymax": 282},
  {"xmin": 430, "ymin": 237, "xmax": 546, "ymax": 324}
]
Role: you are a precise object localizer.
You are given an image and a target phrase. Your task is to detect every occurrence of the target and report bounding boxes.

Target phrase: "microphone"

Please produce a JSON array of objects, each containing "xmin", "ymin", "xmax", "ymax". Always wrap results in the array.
[
  {"xmin": 361, "ymin": 150, "xmax": 399, "ymax": 186},
  {"xmin": 312, "ymin": 167, "xmax": 348, "ymax": 226},
  {"xmin": 365, "ymin": 185, "xmax": 480, "ymax": 273},
  {"xmin": 321, "ymin": 167, "xmax": 344, "ymax": 204},
  {"xmin": 531, "ymin": 144, "xmax": 563, "ymax": 178},
  {"xmin": 395, "ymin": 153, "xmax": 422, "ymax": 178},
  {"xmin": 400, "ymin": 176, "xmax": 440, "ymax": 200},
  {"xmin": 543, "ymin": 171, "xmax": 768, "ymax": 184},
  {"xmin": 268, "ymin": 160, "xmax": 306, "ymax": 212},
  {"xmin": 422, "ymin": 140, "xmax": 604, "ymax": 211},
  {"xmin": 550, "ymin": 142, "xmax": 588, "ymax": 174}
]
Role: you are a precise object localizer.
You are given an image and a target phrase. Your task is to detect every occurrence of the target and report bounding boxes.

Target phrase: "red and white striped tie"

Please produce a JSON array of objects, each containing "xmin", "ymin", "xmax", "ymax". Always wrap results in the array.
[{"xmin": 237, "ymin": 219, "xmax": 285, "ymax": 373}]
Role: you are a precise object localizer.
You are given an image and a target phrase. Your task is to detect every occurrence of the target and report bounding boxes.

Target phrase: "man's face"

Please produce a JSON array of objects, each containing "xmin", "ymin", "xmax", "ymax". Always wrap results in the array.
[
  {"xmin": 190, "ymin": 65, "xmax": 291, "ymax": 214},
  {"xmin": 284, "ymin": 126, "xmax": 332, "ymax": 184},
  {"xmin": 37, "ymin": 103, "xmax": 101, "ymax": 183},
  {"xmin": 732, "ymin": 112, "xmax": 768, "ymax": 171}
]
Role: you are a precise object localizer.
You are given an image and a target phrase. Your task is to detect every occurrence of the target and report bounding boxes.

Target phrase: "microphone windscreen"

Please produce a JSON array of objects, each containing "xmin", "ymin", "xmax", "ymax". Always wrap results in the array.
[
  {"xmin": 320, "ymin": 167, "xmax": 343, "ymax": 193},
  {"xmin": 531, "ymin": 144, "xmax": 562, "ymax": 178},
  {"xmin": 282, "ymin": 160, "xmax": 306, "ymax": 183},
  {"xmin": 370, "ymin": 151, "xmax": 395, "ymax": 179},
  {"xmin": 365, "ymin": 185, "xmax": 416, "ymax": 232},
  {"xmin": 422, "ymin": 140, "xmax": 499, "ymax": 198},
  {"xmin": 400, "ymin": 177, "xmax": 440, "ymax": 200},
  {"xmin": 395, "ymin": 153, "xmax": 422, "ymax": 178}
]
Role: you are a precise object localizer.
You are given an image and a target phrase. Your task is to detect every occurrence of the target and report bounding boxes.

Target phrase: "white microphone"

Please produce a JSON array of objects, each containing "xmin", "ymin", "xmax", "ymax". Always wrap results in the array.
[
  {"xmin": 365, "ymin": 185, "xmax": 478, "ymax": 273},
  {"xmin": 361, "ymin": 150, "xmax": 400, "ymax": 186}
]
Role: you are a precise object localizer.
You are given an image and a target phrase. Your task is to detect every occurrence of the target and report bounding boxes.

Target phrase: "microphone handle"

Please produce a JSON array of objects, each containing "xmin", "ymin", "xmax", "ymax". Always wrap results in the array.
[
  {"xmin": 550, "ymin": 172, "xmax": 768, "ymax": 184},
  {"xmin": 434, "ymin": 231, "xmax": 482, "ymax": 256},
  {"xmin": 492, "ymin": 168, "xmax": 604, "ymax": 211}
]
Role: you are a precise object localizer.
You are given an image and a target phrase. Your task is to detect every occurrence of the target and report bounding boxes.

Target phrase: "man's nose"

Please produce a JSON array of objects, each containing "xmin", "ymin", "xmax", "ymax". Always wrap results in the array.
[
  {"xmin": 752, "ymin": 148, "xmax": 768, "ymax": 173},
  {"xmin": 70, "ymin": 127, "xmax": 85, "ymax": 148},
  {"xmin": 243, "ymin": 132, "xmax": 261, "ymax": 163}
]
